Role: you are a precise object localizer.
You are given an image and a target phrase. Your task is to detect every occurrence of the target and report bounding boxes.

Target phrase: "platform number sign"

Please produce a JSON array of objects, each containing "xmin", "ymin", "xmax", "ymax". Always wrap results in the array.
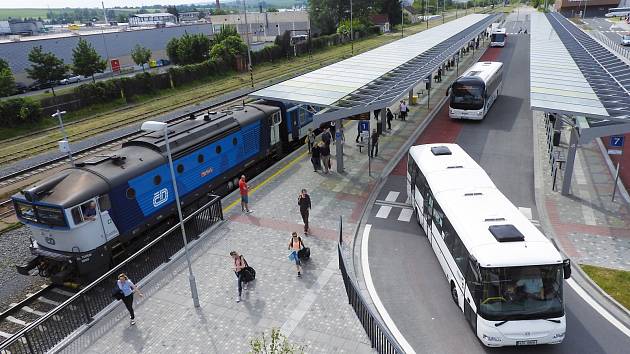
[
  {"xmin": 610, "ymin": 136, "xmax": 624, "ymax": 148},
  {"xmin": 359, "ymin": 120, "xmax": 370, "ymax": 133}
]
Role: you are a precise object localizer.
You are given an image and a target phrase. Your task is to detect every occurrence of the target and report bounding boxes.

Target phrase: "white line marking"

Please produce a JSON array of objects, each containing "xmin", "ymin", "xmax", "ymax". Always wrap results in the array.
[
  {"xmin": 280, "ymin": 257, "xmax": 337, "ymax": 337},
  {"xmin": 581, "ymin": 204, "xmax": 597, "ymax": 226},
  {"xmin": 573, "ymin": 155, "xmax": 588, "ymax": 185},
  {"xmin": 362, "ymin": 224, "xmax": 416, "ymax": 354},
  {"xmin": 567, "ymin": 279, "xmax": 630, "ymax": 337},
  {"xmin": 375, "ymin": 206, "xmax": 392, "ymax": 219},
  {"xmin": 385, "ymin": 191, "xmax": 400, "ymax": 202},
  {"xmin": 518, "ymin": 207, "xmax": 533, "ymax": 220},
  {"xmin": 398, "ymin": 209, "xmax": 413, "ymax": 222}
]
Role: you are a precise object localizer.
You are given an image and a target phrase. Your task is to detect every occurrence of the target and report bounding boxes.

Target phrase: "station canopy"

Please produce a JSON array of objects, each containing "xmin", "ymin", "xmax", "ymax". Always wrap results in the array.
[
  {"xmin": 530, "ymin": 12, "xmax": 630, "ymax": 122},
  {"xmin": 251, "ymin": 13, "xmax": 499, "ymax": 125}
]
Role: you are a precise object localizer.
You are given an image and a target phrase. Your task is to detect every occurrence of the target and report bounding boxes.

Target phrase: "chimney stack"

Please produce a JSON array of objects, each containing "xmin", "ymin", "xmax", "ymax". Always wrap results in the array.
[{"xmin": 216, "ymin": 0, "xmax": 220, "ymax": 9}]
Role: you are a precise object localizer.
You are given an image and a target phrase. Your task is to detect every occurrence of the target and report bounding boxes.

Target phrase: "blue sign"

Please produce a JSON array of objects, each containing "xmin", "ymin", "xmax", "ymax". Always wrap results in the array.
[
  {"xmin": 610, "ymin": 136, "xmax": 625, "ymax": 147},
  {"xmin": 359, "ymin": 120, "xmax": 370, "ymax": 133}
]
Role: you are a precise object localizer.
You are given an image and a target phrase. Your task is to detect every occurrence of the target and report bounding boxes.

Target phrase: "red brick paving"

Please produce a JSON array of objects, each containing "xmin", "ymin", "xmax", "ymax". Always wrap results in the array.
[{"xmin": 228, "ymin": 214, "xmax": 338, "ymax": 241}]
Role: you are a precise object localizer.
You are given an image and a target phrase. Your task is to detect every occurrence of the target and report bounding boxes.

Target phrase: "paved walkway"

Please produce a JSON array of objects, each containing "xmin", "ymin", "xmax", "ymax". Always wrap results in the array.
[
  {"xmin": 56, "ymin": 39, "xmax": 485, "ymax": 354},
  {"xmin": 534, "ymin": 111, "xmax": 630, "ymax": 272}
]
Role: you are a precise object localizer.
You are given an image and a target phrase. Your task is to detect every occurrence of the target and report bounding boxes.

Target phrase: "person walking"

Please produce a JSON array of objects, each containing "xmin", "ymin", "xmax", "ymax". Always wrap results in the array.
[
  {"xmin": 116, "ymin": 273, "xmax": 143, "ymax": 325},
  {"xmin": 322, "ymin": 127, "xmax": 332, "ymax": 148},
  {"xmin": 386, "ymin": 108, "xmax": 394, "ymax": 131},
  {"xmin": 230, "ymin": 251, "xmax": 248, "ymax": 303},
  {"xmin": 370, "ymin": 128, "xmax": 379, "ymax": 158},
  {"xmin": 297, "ymin": 189, "xmax": 311, "ymax": 235},
  {"xmin": 399, "ymin": 101, "xmax": 408, "ymax": 121},
  {"xmin": 287, "ymin": 232, "xmax": 305, "ymax": 277},
  {"xmin": 310, "ymin": 142, "xmax": 321, "ymax": 172},
  {"xmin": 320, "ymin": 141, "xmax": 331, "ymax": 174},
  {"xmin": 306, "ymin": 128, "xmax": 316, "ymax": 153},
  {"xmin": 437, "ymin": 67, "xmax": 443, "ymax": 82},
  {"xmin": 239, "ymin": 175, "xmax": 252, "ymax": 213}
]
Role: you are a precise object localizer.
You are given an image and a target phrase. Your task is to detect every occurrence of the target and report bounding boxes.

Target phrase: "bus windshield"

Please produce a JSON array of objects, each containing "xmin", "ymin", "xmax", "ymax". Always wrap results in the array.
[
  {"xmin": 478, "ymin": 265, "xmax": 564, "ymax": 321},
  {"xmin": 450, "ymin": 82, "xmax": 484, "ymax": 110},
  {"xmin": 492, "ymin": 33, "xmax": 505, "ymax": 42}
]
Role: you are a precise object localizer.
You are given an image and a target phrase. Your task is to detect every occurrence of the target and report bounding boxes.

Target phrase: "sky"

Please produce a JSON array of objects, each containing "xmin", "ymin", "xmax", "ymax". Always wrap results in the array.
[{"xmin": 0, "ymin": 1, "xmax": 234, "ymax": 8}]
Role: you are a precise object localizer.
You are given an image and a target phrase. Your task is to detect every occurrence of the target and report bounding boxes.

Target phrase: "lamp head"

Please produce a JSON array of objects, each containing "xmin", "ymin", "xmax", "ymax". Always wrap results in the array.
[{"xmin": 141, "ymin": 121, "xmax": 167, "ymax": 132}]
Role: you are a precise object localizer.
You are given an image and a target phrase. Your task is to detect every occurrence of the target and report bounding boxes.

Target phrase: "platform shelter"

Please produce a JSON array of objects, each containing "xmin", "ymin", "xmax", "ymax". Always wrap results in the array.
[
  {"xmin": 250, "ymin": 13, "xmax": 500, "ymax": 172},
  {"xmin": 530, "ymin": 12, "xmax": 630, "ymax": 195}
]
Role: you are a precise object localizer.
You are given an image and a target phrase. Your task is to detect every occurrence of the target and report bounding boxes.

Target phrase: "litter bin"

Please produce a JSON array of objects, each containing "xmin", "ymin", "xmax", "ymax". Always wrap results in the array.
[{"xmin": 411, "ymin": 95, "xmax": 418, "ymax": 105}]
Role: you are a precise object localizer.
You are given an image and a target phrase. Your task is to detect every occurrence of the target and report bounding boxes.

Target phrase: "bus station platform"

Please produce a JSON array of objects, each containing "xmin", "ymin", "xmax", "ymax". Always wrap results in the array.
[{"xmin": 55, "ymin": 36, "xmax": 485, "ymax": 354}]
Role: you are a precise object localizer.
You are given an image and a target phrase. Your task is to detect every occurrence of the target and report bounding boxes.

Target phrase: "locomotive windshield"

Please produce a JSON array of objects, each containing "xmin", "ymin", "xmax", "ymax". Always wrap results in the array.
[{"xmin": 14, "ymin": 201, "xmax": 67, "ymax": 227}]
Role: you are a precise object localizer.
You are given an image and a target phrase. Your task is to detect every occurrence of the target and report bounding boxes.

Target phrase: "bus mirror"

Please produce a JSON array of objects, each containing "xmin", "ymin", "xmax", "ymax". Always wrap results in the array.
[
  {"xmin": 446, "ymin": 86, "xmax": 450, "ymax": 97},
  {"xmin": 562, "ymin": 259, "xmax": 571, "ymax": 279}
]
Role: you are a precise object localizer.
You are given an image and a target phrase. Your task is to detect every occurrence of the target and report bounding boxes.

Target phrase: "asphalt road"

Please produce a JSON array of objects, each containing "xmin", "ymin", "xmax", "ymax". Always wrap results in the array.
[
  {"xmin": 583, "ymin": 17, "xmax": 627, "ymax": 43},
  {"xmin": 365, "ymin": 13, "xmax": 630, "ymax": 354}
]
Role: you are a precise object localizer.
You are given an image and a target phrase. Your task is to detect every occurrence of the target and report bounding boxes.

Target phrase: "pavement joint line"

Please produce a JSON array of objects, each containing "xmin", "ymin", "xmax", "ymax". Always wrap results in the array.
[
  {"xmin": 567, "ymin": 279, "xmax": 630, "ymax": 337},
  {"xmin": 279, "ymin": 256, "xmax": 338, "ymax": 338},
  {"xmin": 361, "ymin": 224, "xmax": 415, "ymax": 354}
]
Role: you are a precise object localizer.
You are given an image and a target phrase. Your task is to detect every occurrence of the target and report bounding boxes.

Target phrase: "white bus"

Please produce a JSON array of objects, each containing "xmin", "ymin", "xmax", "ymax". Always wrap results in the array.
[
  {"xmin": 448, "ymin": 61, "xmax": 503, "ymax": 120},
  {"xmin": 605, "ymin": 7, "xmax": 630, "ymax": 17},
  {"xmin": 490, "ymin": 27, "xmax": 507, "ymax": 47},
  {"xmin": 406, "ymin": 143, "xmax": 571, "ymax": 347}
]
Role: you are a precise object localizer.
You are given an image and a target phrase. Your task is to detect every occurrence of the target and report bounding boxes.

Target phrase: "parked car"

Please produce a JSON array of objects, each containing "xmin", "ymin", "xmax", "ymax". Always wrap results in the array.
[
  {"xmin": 14, "ymin": 82, "xmax": 28, "ymax": 94},
  {"xmin": 621, "ymin": 35, "xmax": 630, "ymax": 46},
  {"xmin": 28, "ymin": 81, "xmax": 56, "ymax": 91},
  {"xmin": 59, "ymin": 75, "xmax": 82, "ymax": 85}
]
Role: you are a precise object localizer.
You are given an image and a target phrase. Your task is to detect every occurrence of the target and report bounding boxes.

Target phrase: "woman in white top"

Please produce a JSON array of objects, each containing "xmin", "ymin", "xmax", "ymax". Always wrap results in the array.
[{"xmin": 117, "ymin": 273, "xmax": 143, "ymax": 325}]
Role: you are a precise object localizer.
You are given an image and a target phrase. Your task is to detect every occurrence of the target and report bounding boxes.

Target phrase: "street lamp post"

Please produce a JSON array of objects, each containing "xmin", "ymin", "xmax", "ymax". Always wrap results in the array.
[
  {"xmin": 141, "ymin": 121, "xmax": 201, "ymax": 308},
  {"xmin": 401, "ymin": 0, "xmax": 404, "ymax": 38},
  {"xmin": 350, "ymin": 0, "xmax": 354, "ymax": 54},
  {"xmin": 52, "ymin": 110, "xmax": 75, "ymax": 167},
  {"xmin": 242, "ymin": 0, "xmax": 254, "ymax": 88}
]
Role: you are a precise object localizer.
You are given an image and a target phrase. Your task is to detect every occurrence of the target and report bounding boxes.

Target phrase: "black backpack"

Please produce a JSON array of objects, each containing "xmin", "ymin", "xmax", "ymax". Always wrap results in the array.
[{"xmin": 112, "ymin": 283, "xmax": 124, "ymax": 300}]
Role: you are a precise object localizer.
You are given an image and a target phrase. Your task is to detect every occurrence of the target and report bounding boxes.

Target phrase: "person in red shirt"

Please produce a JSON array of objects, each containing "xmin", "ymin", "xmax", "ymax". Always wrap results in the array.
[{"xmin": 239, "ymin": 175, "xmax": 252, "ymax": 213}]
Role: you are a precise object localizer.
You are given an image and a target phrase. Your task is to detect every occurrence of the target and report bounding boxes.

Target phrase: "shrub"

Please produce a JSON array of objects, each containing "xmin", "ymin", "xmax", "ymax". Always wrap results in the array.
[
  {"xmin": 168, "ymin": 58, "xmax": 230, "ymax": 87},
  {"xmin": 0, "ymin": 97, "xmax": 42, "ymax": 127},
  {"xmin": 74, "ymin": 80, "xmax": 121, "ymax": 106}
]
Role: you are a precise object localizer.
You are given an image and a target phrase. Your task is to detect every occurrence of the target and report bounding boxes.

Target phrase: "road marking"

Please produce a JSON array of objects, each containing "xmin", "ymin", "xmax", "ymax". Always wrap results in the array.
[
  {"xmin": 567, "ymin": 279, "xmax": 630, "ymax": 338},
  {"xmin": 280, "ymin": 257, "xmax": 337, "ymax": 337},
  {"xmin": 385, "ymin": 191, "xmax": 399, "ymax": 202},
  {"xmin": 398, "ymin": 209, "xmax": 413, "ymax": 222},
  {"xmin": 375, "ymin": 206, "xmax": 392, "ymax": 219},
  {"xmin": 362, "ymin": 225, "xmax": 416, "ymax": 354},
  {"xmin": 223, "ymin": 150, "xmax": 309, "ymax": 213},
  {"xmin": 518, "ymin": 207, "xmax": 533, "ymax": 220}
]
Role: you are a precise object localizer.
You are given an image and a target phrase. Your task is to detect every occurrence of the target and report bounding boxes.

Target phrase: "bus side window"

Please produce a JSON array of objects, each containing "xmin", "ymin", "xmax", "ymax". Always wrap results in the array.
[
  {"xmin": 443, "ymin": 217, "xmax": 456, "ymax": 248},
  {"xmin": 451, "ymin": 234, "xmax": 469, "ymax": 273},
  {"xmin": 432, "ymin": 201, "xmax": 444, "ymax": 233}
]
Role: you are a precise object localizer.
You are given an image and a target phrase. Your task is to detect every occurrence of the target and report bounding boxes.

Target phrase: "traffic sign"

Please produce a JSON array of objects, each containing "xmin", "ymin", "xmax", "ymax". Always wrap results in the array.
[
  {"xmin": 359, "ymin": 120, "xmax": 370, "ymax": 133},
  {"xmin": 610, "ymin": 136, "xmax": 624, "ymax": 147}
]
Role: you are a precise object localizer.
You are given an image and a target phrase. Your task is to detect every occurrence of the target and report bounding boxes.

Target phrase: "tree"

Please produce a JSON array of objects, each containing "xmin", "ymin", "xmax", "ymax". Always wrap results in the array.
[
  {"xmin": 166, "ymin": 37, "xmax": 180, "ymax": 64},
  {"xmin": 210, "ymin": 35, "xmax": 247, "ymax": 65},
  {"xmin": 25, "ymin": 46, "xmax": 68, "ymax": 97},
  {"xmin": 167, "ymin": 33, "xmax": 211, "ymax": 65},
  {"xmin": 0, "ymin": 59, "xmax": 16, "ymax": 97},
  {"xmin": 166, "ymin": 5, "xmax": 180, "ymax": 21},
  {"xmin": 131, "ymin": 44, "xmax": 152, "ymax": 72},
  {"xmin": 267, "ymin": 7, "xmax": 279, "ymax": 12},
  {"xmin": 250, "ymin": 328, "xmax": 304, "ymax": 354},
  {"xmin": 72, "ymin": 39, "xmax": 107, "ymax": 83}
]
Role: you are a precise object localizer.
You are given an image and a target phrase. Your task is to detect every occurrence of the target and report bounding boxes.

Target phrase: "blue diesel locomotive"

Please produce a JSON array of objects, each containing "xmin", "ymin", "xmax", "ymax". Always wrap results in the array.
[{"xmin": 12, "ymin": 101, "xmax": 315, "ymax": 284}]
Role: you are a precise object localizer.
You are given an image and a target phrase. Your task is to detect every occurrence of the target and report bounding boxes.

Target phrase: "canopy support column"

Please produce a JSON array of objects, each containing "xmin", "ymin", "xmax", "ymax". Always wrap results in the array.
[
  {"xmin": 381, "ymin": 107, "xmax": 387, "ymax": 134},
  {"xmin": 335, "ymin": 119, "xmax": 344, "ymax": 173},
  {"xmin": 408, "ymin": 90, "xmax": 413, "ymax": 105},
  {"xmin": 561, "ymin": 127, "xmax": 579, "ymax": 196}
]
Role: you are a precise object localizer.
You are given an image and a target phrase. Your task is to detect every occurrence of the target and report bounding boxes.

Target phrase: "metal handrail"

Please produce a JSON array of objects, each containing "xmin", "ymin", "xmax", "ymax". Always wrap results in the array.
[
  {"xmin": 337, "ymin": 216, "xmax": 404, "ymax": 354},
  {"xmin": 0, "ymin": 195, "xmax": 223, "ymax": 352}
]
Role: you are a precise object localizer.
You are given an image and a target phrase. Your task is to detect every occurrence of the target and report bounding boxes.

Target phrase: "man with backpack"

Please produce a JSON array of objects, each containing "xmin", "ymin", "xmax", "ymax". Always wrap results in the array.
[{"xmin": 230, "ymin": 251, "xmax": 254, "ymax": 303}]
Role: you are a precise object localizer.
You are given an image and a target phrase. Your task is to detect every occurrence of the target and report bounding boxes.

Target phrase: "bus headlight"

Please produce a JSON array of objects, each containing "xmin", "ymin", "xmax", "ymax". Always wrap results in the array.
[
  {"xmin": 477, "ymin": 111, "xmax": 483, "ymax": 116},
  {"xmin": 482, "ymin": 334, "xmax": 502, "ymax": 342},
  {"xmin": 552, "ymin": 332, "xmax": 565, "ymax": 339}
]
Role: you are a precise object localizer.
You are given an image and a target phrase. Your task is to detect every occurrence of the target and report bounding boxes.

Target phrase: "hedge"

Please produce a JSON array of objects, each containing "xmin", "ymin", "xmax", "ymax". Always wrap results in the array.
[
  {"xmin": 168, "ymin": 58, "xmax": 230, "ymax": 87},
  {"xmin": 0, "ymin": 97, "xmax": 42, "ymax": 127},
  {"xmin": 74, "ymin": 80, "xmax": 122, "ymax": 106}
]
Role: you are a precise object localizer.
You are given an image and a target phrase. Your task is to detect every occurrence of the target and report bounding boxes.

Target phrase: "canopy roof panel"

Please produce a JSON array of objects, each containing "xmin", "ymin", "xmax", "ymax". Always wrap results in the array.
[
  {"xmin": 251, "ymin": 13, "xmax": 498, "ymax": 118},
  {"xmin": 530, "ymin": 12, "xmax": 630, "ymax": 121}
]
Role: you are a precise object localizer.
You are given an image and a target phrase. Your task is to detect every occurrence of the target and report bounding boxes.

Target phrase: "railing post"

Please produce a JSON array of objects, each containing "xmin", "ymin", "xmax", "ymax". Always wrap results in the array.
[
  {"xmin": 338, "ymin": 215, "xmax": 343, "ymax": 244},
  {"xmin": 80, "ymin": 297, "xmax": 93, "ymax": 323}
]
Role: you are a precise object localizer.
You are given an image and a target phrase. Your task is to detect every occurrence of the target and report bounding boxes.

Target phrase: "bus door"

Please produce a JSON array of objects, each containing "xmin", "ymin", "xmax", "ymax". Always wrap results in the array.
[
  {"xmin": 464, "ymin": 257, "xmax": 481, "ymax": 332},
  {"xmin": 423, "ymin": 192, "xmax": 435, "ymax": 242}
]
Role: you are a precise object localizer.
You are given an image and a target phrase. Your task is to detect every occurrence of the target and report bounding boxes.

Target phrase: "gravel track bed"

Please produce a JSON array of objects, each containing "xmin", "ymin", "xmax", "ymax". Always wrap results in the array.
[{"xmin": 0, "ymin": 226, "xmax": 48, "ymax": 312}]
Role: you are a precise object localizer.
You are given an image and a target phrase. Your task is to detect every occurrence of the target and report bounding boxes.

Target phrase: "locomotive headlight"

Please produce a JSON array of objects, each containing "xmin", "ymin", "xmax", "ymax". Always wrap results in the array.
[{"xmin": 68, "ymin": 259, "xmax": 73, "ymax": 264}]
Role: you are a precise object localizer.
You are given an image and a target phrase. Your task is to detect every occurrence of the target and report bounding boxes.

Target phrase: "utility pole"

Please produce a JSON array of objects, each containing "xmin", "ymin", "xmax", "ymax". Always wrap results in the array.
[
  {"xmin": 243, "ymin": 0, "xmax": 254, "ymax": 88},
  {"xmin": 351, "ymin": 0, "xmax": 354, "ymax": 54},
  {"xmin": 401, "ymin": 0, "xmax": 404, "ymax": 38}
]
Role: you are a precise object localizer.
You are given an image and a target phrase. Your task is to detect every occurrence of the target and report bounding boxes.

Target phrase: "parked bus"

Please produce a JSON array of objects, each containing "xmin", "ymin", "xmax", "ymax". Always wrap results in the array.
[
  {"xmin": 605, "ymin": 7, "xmax": 630, "ymax": 17},
  {"xmin": 490, "ymin": 27, "xmax": 507, "ymax": 47},
  {"xmin": 448, "ymin": 61, "xmax": 503, "ymax": 120},
  {"xmin": 406, "ymin": 143, "xmax": 571, "ymax": 347}
]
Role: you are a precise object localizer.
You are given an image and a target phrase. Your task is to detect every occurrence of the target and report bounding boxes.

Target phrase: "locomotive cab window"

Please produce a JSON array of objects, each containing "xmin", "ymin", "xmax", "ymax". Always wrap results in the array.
[
  {"xmin": 36, "ymin": 205, "xmax": 66, "ymax": 227},
  {"xmin": 15, "ymin": 201, "xmax": 37, "ymax": 222},
  {"xmin": 72, "ymin": 200, "xmax": 97, "ymax": 225},
  {"xmin": 272, "ymin": 112, "xmax": 281, "ymax": 125}
]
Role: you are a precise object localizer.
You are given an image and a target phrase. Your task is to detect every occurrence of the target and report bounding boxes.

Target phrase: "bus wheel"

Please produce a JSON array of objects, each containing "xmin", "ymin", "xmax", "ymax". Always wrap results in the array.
[{"xmin": 450, "ymin": 282, "xmax": 458, "ymax": 305}]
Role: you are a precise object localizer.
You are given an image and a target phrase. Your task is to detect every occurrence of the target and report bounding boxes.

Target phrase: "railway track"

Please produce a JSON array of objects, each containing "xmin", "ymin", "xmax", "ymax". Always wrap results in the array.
[
  {"xmin": 0, "ymin": 200, "xmax": 13, "ymax": 218},
  {"xmin": 0, "ymin": 284, "xmax": 78, "ymax": 343}
]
